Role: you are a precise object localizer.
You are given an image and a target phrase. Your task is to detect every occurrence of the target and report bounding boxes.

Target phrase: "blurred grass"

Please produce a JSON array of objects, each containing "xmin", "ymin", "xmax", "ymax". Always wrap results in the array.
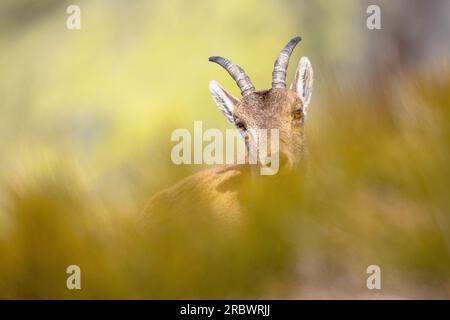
[{"xmin": 0, "ymin": 0, "xmax": 449, "ymax": 299}]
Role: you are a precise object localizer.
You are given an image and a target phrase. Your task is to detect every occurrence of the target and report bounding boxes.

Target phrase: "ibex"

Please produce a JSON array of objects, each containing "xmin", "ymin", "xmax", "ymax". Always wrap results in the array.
[{"xmin": 142, "ymin": 36, "xmax": 314, "ymax": 223}]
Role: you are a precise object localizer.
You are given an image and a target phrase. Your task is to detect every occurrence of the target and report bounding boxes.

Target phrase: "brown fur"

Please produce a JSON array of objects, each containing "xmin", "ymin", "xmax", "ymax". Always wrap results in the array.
[
  {"xmin": 234, "ymin": 88, "xmax": 305, "ymax": 166},
  {"xmin": 141, "ymin": 164, "xmax": 249, "ymax": 227}
]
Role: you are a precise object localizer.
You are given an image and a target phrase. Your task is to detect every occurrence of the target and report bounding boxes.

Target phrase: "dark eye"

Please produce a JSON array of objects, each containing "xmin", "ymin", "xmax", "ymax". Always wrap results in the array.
[
  {"xmin": 236, "ymin": 122, "xmax": 246, "ymax": 131},
  {"xmin": 293, "ymin": 109, "xmax": 302, "ymax": 120}
]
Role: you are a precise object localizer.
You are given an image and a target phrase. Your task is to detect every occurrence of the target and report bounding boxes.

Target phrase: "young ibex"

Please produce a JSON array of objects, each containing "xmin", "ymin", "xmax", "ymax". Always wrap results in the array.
[{"xmin": 142, "ymin": 36, "xmax": 314, "ymax": 222}]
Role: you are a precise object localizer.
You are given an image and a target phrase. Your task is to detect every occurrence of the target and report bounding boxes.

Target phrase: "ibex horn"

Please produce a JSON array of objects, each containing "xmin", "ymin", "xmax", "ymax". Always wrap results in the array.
[
  {"xmin": 272, "ymin": 36, "xmax": 302, "ymax": 89},
  {"xmin": 209, "ymin": 56, "xmax": 255, "ymax": 96}
]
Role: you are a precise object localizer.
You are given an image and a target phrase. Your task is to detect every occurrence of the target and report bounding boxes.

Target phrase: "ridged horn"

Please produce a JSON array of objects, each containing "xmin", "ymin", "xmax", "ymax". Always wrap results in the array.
[
  {"xmin": 272, "ymin": 36, "xmax": 302, "ymax": 88},
  {"xmin": 208, "ymin": 56, "xmax": 255, "ymax": 96}
]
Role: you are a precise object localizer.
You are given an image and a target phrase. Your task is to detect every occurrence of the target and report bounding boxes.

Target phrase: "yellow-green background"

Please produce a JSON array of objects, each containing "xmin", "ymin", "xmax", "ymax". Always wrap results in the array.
[{"xmin": 0, "ymin": 0, "xmax": 449, "ymax": 298}]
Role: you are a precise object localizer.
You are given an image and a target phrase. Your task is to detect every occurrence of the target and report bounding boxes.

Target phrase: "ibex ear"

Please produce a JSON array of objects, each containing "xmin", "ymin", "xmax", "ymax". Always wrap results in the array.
[
  {"xmin": 209, "ymin": 80, "xmax": 238, "ymax": 124},
  {"xmin": 290, "ymin": 57, "xmax": 314, "ymax": 116}
]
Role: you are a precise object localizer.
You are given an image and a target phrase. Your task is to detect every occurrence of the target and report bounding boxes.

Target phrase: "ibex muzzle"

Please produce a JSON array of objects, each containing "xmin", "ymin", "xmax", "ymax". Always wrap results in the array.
[{"xmin": 209, "ymin": 36, "xmax": 314, "ymax": 170}]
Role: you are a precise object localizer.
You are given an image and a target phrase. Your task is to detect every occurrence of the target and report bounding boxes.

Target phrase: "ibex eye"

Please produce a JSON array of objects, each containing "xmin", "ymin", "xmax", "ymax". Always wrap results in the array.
[
  {"xmin": 293, "ymin": 109, "xmax": 302, "ymax": 120},
  {"xmin": 236, "ymin": 122, "xmax": 246, "ymax": 131}
]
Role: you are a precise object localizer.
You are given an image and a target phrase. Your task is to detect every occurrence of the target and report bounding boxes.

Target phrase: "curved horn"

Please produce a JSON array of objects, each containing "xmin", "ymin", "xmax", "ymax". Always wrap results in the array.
[
  {"xmin": 272, "ymin": 36, "xmax": 302, "ymax": 88},
  {"xmin": 209, "ymin": 56, "xmax": 255, "ymax": 96}
]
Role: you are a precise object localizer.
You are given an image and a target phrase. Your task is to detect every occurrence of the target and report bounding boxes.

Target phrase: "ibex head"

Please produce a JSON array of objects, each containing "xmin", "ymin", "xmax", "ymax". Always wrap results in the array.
[{"xmin": 209, "ymin": 36, "xmax": 314, "ymax": 169}]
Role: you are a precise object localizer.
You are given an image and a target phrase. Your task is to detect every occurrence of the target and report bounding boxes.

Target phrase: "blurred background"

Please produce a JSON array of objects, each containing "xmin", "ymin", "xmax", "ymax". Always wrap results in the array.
[{"xmin": 0, "ymin": 0, "xmax": 449, "ymax": 299}]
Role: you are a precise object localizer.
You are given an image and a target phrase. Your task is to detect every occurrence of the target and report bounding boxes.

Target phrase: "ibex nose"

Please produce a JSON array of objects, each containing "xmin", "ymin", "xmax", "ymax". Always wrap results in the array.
[{"xmin": 279, "ymin": 152, "xmax": 294, "ymax": 169}]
